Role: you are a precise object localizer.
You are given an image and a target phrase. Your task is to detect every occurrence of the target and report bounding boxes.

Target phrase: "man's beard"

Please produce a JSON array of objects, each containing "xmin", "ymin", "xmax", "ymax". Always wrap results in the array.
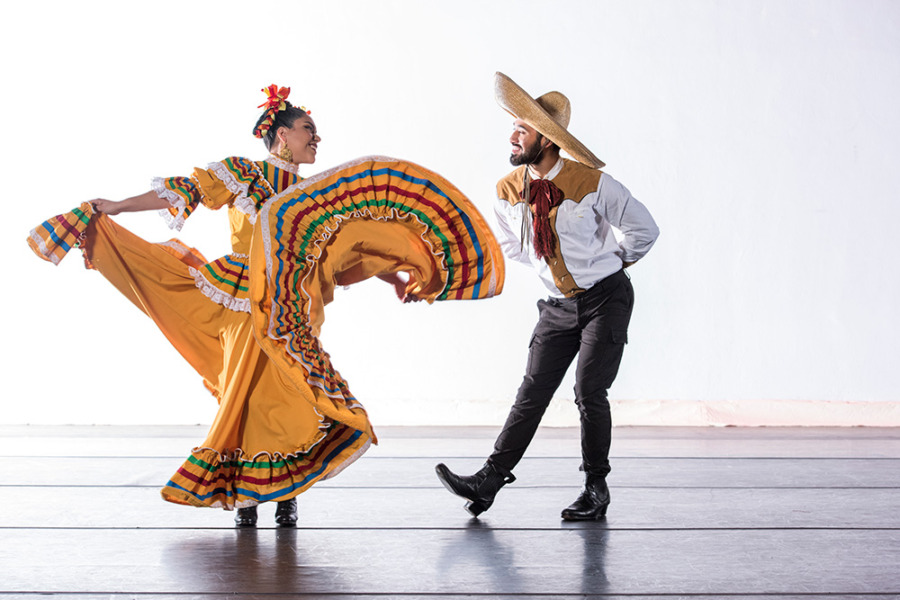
[{"xmin": 510, "ymin": 138, "xmax": 544, "ymax": 166}]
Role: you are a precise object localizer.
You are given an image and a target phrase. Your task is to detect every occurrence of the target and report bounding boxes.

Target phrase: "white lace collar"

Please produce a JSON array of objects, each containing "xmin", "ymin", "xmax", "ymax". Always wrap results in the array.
[{"xmin": 265, "ymin": 154, "xmax": 300, "ymax": 174}]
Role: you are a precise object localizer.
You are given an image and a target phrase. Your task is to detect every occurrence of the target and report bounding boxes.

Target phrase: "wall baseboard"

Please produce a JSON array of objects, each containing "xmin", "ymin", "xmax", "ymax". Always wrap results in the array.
[{"xmin": 607, "ymin": 399, "xmax": 900, "ymax": 427}]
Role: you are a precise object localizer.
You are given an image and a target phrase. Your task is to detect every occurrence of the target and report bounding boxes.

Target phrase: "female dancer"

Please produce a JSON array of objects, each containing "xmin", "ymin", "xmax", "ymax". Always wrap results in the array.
[{"xmin": 28, "ymin": 85, "xmax": 504, "ymax": 527}]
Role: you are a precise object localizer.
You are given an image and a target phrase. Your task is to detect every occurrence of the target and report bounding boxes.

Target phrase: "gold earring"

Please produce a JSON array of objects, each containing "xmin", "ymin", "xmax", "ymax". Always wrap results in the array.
[{"xmin": 278, "ymin": 143, "xmax": 293, "ymax": 163}]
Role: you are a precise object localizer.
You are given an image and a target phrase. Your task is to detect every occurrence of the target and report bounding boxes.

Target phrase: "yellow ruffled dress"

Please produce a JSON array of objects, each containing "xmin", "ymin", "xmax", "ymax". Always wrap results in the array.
[{"xmin": 28, "ymin": 154, "xmax": 504, "ymax": 510}]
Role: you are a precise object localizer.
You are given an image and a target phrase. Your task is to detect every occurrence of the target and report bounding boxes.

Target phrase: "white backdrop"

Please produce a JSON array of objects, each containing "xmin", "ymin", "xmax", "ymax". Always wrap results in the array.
[{"xmin": 2, "ymin": 0, "xmax": 899, "ymax": 426}]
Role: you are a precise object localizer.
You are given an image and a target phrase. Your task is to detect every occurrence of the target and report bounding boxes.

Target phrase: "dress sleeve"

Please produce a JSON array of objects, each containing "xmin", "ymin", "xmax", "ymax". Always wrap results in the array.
[
  {"xmin": 153, "ymin": 176, "xmax": 201, "ymax": 231},
  {"xmin": 195, "ymin": 157, "xmax": 274, "ymax": 223},
  {"xmin": 155, "ymin": 157, "xmax": 273, "ymax": 231}
]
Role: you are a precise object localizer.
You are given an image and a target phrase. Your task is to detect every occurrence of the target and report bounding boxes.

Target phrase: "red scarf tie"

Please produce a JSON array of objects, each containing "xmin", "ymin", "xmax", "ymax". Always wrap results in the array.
[{"xmin": 521, "ymin": 178, "xmax": 565, "ymax": 260}]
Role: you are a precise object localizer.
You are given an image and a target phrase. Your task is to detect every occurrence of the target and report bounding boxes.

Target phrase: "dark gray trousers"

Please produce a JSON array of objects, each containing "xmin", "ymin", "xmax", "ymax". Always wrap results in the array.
[{"xmin": 489, "ymin": 269, "xmax": 634, "ymax": 476}]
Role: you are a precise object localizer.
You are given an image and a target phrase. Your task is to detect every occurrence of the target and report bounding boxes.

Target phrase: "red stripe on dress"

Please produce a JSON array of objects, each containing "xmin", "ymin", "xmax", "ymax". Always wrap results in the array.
[
  {"xmin": 278, "ymin": 183, "xmax": 470, "ymax": 302},
  {"xmin": 208, "ymin": 260, "xmax": 246, "ymax": 281},
  {"xmin": 53, "ymin": 214, "xmax": 84, "ymax": 240}
]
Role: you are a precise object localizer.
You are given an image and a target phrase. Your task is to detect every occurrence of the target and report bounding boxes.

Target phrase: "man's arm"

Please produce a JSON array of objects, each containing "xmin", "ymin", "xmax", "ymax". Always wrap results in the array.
[
  {"xmin": 596, "ymin": 174, "xmax": 659, "ymax": 265},
  {"xmin": 493, "ymin": 198, "xmax": 533, "ymax": 265}
]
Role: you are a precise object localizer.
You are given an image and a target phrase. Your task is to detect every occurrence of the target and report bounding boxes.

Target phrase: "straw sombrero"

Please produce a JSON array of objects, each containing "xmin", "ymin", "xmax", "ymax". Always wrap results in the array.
[{"xmin": 494, "ymin": 72, "xmax": 604, "ymax": 169}]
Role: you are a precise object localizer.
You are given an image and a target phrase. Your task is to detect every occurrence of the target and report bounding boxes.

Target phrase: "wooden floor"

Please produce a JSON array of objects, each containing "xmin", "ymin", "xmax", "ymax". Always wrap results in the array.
[{"xmin": 0, "ymin": 425, "xmax": 898, "ymax": 599}]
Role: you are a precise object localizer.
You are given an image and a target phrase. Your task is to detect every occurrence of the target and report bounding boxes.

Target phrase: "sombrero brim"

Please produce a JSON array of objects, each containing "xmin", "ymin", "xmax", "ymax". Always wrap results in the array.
[{"xmin": 494, "ymin": 72, "xmax": 605, "ymax": 169}]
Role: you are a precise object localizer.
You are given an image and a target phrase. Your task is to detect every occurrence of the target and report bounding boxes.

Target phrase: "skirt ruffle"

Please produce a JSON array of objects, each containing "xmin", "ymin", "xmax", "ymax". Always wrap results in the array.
[
  {"xmin": 251, "ymin": 156, "xmax": 505, "ymax": 434},
  {"xmin": 162, "ymin": 423, "xmax": 370, "ymax": 509}
]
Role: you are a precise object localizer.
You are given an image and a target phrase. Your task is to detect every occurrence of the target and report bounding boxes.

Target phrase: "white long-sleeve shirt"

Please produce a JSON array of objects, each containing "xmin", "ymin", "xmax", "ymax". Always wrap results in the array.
[{"xmin": 494, "ymin": 158, "xmax": 659, "ymax": 298}]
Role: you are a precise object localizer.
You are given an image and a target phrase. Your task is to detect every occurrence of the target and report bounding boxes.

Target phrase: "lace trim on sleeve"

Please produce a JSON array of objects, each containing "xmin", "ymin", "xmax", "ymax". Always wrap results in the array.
[
  {"xmin": 152, "ymin": 177, "xmax": 190, "ymax": 231},
  {"xmin": 207, "ymin": 161, "xmax": 258, "ymax": 224}
]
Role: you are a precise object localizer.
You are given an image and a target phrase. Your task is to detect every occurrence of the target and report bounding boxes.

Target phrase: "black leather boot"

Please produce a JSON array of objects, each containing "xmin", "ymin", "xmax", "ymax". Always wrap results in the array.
[
  {"xmin": 234, "ymin": 505, "xmax": 258, "ymax": 527},
  {"xmin": 434, "ymin": 461, "xmax": 515, "ymax": 517},
  {"xmin": 275, "ymin": 498, "xmax": 298, "ymax": 527},
  {"xmin": 561, "ymin": 473, "xmax": 610, "ymax": 521}
]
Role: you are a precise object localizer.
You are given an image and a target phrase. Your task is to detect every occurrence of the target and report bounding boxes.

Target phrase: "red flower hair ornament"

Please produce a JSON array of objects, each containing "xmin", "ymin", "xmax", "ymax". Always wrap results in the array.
[{"xmin": 253, "ymin": 84, "xmax": 310, "ymax": 139}]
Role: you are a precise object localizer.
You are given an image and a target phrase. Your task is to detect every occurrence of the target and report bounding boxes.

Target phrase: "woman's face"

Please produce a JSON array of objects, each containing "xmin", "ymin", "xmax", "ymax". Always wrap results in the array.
[{"xmin": 279, "ymin": 115, "xmax": 319, "ymax": 164}]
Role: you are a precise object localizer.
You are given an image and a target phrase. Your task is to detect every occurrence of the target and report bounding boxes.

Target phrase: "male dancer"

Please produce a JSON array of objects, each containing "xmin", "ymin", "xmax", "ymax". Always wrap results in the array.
[{"xmin": 436, "ymin": 73, "xmax": 659, "ymax": 520}]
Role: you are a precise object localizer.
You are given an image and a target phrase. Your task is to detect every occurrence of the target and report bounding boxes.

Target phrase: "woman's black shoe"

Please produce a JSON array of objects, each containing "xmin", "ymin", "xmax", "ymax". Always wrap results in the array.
[
  {"xmin": 275, "ymin": 498, "xmax": 298, "ymax": 527},
  {"xmin": 435, "ymin": 461, "xmax": 515, "ymax": 517},
  {"xmin": 561, "ymin": 474, "xmax": 610, "ymax": 521},
  {"xmin": 234, "ymin": 505, "xmax": 258, "ymax": 527}
]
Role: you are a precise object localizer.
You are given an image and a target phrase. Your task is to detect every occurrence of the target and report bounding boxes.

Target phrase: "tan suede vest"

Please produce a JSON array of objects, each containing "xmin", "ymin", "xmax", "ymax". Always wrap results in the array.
[{"xmin": 496, "ymin": 159, "xmax": 603, "ymax": 297}]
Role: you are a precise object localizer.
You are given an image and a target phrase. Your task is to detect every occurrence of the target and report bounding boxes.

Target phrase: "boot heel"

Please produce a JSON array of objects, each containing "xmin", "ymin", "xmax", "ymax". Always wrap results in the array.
[
  {"xmin": 561, "ymin": 475, "xmax": 610, "ymax": 521},
  {"xmin": 465, "ymin": 500, "xmax": 487, "ymax": 517},
  {"xmin": 435, "ymin": 462, "xmax": 513, "ymax": 517}
]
